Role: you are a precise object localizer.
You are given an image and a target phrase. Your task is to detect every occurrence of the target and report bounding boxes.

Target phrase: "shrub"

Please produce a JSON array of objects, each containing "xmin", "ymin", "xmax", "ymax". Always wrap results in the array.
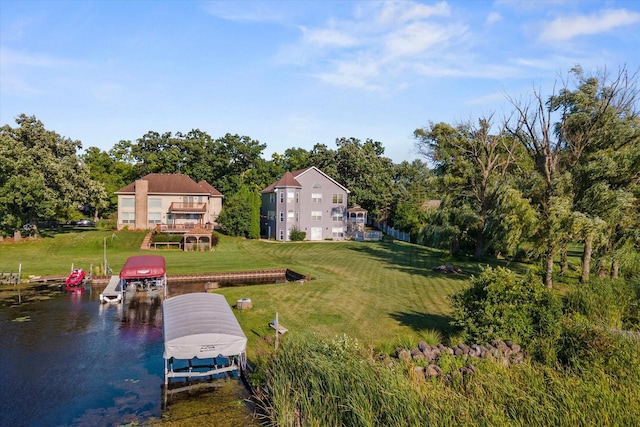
[
  {"xmin": 152, "ymin": 233, "xmax": 183, "ymax": 243},
  {"xmin": 450, "ymin": 266, "xmax": 563, "ymax": 350},
  {"xmin": 289, "ymin": 227, "xmax": 306, "ymax": 242},
  {"xmin": 211, "ymin": 231, "xmax": 219, "ymax": 247}
]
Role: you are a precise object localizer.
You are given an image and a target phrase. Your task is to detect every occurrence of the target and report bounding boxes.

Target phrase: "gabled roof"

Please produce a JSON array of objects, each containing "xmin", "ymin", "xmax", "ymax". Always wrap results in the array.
[
  {"xmin": 115, "ymin": 173, "xmax": 220, "ymax": 195},
  {"xmin": 291, "ymin": 166, "xmax": 350, "ymax": 193},
  {"xmin": 261, "ymin": 166, "xmax": 349, "ymax": 194},
  {"xmin": 198, "ymin": 180, "xmax": 223, "ymax": 197},
  {"xmin": 261, "ymin": 171, "xmax": 302, "ymax": 193}
]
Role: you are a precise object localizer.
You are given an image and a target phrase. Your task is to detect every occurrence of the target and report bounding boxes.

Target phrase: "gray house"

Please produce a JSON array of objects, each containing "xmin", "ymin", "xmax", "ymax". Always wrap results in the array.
[{"xmin": 260, "ymin": 167, "xmax": 350, "ymax": 241}]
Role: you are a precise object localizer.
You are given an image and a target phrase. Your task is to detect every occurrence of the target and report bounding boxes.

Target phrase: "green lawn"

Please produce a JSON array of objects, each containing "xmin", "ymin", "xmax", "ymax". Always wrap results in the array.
[{"xmin": 0, "ymin": 229, "xmax": 513, "ymax": 353}]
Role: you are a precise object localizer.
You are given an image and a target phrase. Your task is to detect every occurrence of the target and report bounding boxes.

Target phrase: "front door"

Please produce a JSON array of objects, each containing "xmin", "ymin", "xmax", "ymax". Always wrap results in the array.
[{"xmin": 310, "ymin": 227, "xmax": 322, "ymax": 241}]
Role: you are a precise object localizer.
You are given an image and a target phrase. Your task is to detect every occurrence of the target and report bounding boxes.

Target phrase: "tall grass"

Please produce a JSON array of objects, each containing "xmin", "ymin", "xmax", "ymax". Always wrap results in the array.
[
  {"xmin": 261, "ymin": 334, "xmax": 429, "ymax": 427},
  {"xmin": 262, "ymin": 333, "xmax": 640, "ymax": 426}
]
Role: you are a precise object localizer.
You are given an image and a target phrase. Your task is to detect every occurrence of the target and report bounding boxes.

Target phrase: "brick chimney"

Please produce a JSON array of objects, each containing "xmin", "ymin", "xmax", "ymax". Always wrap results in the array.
[{"xmin": 134, "ymin": 179, "xmax": 148, "ymax": 230}]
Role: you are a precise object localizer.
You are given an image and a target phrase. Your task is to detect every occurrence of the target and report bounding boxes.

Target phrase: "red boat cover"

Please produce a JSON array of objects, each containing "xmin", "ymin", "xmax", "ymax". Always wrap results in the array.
[{"xmin": 119, "ymin": 255, "xmax": 166, "ymax": 279}]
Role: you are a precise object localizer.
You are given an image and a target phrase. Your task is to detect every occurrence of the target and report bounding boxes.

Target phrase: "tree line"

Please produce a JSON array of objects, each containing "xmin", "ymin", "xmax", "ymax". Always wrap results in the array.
[{"xmin": 2, "ymin": 66, "xmax": 638, "ymax": 287}]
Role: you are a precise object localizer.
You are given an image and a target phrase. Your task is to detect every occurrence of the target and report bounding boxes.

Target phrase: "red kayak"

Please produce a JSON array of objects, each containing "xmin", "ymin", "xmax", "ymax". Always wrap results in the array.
[{"xmin": 65, "ymin": 268, "xmax": 86, "ymax": 286}]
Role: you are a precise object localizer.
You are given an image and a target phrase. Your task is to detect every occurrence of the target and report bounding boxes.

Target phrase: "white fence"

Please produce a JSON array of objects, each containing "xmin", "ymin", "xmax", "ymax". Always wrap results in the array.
[{"xmin": 371, "ymin": 221, "xmax": 411, "ymax": 243}]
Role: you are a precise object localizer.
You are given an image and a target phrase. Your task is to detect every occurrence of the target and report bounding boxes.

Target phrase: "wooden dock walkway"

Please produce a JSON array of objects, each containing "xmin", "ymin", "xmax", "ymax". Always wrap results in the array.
[
  {"xmin": 99, "ymin": 276, "xmax": 123, "ymax": 303},
  {"xmin": 170, "ymin": 269, "xmax": 288, "ymax": 283}
]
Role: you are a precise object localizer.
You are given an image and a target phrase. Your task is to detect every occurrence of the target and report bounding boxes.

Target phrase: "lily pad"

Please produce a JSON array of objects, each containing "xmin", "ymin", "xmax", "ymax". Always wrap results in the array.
[{"xmin": 12, "ymin": 316, "xmax": 31, "ymax": 322}]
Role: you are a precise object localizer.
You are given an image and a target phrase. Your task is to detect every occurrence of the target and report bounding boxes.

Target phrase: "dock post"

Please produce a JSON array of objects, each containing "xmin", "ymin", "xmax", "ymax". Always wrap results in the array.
[{"xmin": 275, "ymin": 312, "xmax": 279, "ymax": 350}]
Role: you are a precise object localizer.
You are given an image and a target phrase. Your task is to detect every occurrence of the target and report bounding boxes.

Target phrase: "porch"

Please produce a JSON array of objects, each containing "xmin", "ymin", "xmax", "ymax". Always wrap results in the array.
[{"xmin": 156, "ymin": 223, "xmax": 215, "ymax": 233}]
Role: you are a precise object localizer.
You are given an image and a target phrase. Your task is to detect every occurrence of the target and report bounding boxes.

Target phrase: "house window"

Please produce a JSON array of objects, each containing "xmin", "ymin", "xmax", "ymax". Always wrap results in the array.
[
  {"xmin": 148, "ymin": 212, "xmax": 162, "ymax": 224},
  {"xmin": 296, "ymin": 211, "xmax": 299, "ymax": 222},
  {"xmin": 332, "ymin": 208, "xmax": 344, "ymax": 222},
  {"xmin": 270, "ymin": 193, "xmax": 275, "ymax": 203},
  {"xmin": 280, "ymin": 191, "xmax": 284, "ymax": 203},
  {"xmin": 268, "ymin": 211, "xmax": 275, "ymax": 220},
  {"xmin": 287, "ymin": 189, "xmax": 295, "ymax": 202},
  {"xmin": 296, "ymin": 192, "xmax": 299, "ymax": 203},
  {"xmin": 122, "ymin": 212, "xmax": 135, "ymax": 224},
  {"xmin": 280, "ymin": 211, "xmax": 284, "ymax": 222},
  {"xmin": 332, "ymin": 194, "xmax": 343, "ymax": 204},
  {"xmin": 312, "ymin": 193, "xmax": 322, "ymax": 203},
  {"xmin": 332, "ymin": 227, "xmax": 344, "ymax": 238},
  {"xmin": 312, "ymin": 211, "xmax": 322, "ymax": 221},
  {"xmin": 122, "ymin": 198, "xmax": 135, "ymax": 208},
  {"xmin": 148, "ymin": 198, "xmax": 162, "ymax": 208},
  {"xmin": 279, "ymin": 229, "xmax": 284, "ymax": 240},
  {"xmin": 288, "ymin": 209, "xmax": 294, "ymax": 219}
]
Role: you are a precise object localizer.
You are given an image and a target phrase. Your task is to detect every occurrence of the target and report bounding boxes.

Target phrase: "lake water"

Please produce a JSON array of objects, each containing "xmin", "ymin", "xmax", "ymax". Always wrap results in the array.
[{"xmin": 0, "ymin": 283, "xmax": 252, "ymax": 427}]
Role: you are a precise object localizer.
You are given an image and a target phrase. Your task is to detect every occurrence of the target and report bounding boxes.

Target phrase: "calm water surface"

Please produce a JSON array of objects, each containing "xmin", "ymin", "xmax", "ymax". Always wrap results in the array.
[{"xmin": 0, "ymin": 282, "xmax": 228, "ymax": 427}]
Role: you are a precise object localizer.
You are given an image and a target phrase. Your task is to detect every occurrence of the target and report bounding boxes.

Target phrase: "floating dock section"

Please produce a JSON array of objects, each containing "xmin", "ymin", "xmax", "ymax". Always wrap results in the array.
[{"xmin": 99, "ymin": 276, "xmax": 123, "ymax": 304}]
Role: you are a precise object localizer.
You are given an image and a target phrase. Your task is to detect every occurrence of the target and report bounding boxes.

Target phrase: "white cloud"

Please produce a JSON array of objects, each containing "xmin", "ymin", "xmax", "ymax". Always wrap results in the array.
[
  {"xmin": 278, "ymin": 1, "xmax": 477, "ymax": 91},
  {"xmin": 485, "ymin": 12, "xmax": 502, "ymax": 26},
  {"xmin": 377, "ymin": 1, "xmax": 450, "ymax": 26},
  {"xmin": 0, "ymin": 47, "xmax": 73, "ymax": 68},
  {"xmin": 301, "ymin": 27, "xmax": 359, "ymax": 48},
  {"xmin": 540, "ymin": 8, "xmax": 640, "ymax": 41},
  {"xmin": 384, "ymin": 22, "xmax": 465, "ymax": 59},
  {"xmin": 0, "ymin": 75, "xmax": 41, "ymax": 96},
  {"xmin": 314, "ymin": 56, "xmax": 383, "ymax": 92},
  {"xmin": 202, "ymin": 1, "xmax": 288, "ymax": 24}
]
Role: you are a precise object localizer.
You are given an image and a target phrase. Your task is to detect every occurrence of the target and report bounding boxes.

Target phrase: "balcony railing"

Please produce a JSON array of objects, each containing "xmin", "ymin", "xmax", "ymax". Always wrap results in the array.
[
  {"xmin": 169, "ymin": 202, "xmax": 207, "ymax": 213},
  {"xmin": 157, "ymin": 223, "xmax": 214, "ymax": 233}
]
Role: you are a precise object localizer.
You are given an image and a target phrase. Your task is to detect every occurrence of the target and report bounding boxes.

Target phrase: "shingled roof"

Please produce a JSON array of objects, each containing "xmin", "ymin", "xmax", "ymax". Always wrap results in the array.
[
  {"xmin": 115, "ymin": 173, "xmax": 221, "ymax": 195},
  {"xmin": 261, "ymin": 171, "xmax": 302, "ymax": 193},
  {"xmin": 198, "ymin": 180, "xmax": 223, "ymax": 197}
]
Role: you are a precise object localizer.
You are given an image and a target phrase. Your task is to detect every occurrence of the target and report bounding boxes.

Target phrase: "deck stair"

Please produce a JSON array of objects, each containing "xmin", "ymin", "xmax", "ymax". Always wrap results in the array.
[{"xmin": 140, "ymin": 232, "xmax": 154, "ymax": 250}]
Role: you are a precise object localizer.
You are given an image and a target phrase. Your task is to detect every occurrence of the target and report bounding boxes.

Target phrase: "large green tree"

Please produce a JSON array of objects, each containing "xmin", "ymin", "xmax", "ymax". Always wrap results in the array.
[
  {"xmin": 82, "ymin": 146, "xmax": 137, "ymax": 215},
  {"xmin": 415, "ymin": 116, "xmax": 518, "ymax": 258},
  {"xmin": 334, "ymin": 137, "xmax": 396, "ymax": 222},
  {"xmin": 0, "ymin": 114, "xmax": 106, "ymax": 236},
  {"xmin": 390, "ymin": 159, "xmax": 434, "ymax": 239},
  {"xmin": 552, "ymin": 67, "xmax": 640, "ymax": 280},
  {"xmin": 216, "ymin": 185, "xmax": 261, "ymax": 239}
]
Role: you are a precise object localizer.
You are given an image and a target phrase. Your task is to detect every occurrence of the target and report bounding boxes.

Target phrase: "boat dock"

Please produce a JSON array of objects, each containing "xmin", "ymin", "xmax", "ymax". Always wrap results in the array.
[{"xmin": 99, "ymin": 276, "xmax": 123, "ymax": 304}]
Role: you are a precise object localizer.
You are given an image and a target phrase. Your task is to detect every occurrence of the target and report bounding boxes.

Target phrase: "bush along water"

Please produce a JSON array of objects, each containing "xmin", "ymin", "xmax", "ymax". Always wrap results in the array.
[
  {"xmin": 258, "ymin": 331, "xmax": 640, "ymax": 425},
  {"xmin": 256, "ymin": 269, "xmax": 640, "ymax": 425}
]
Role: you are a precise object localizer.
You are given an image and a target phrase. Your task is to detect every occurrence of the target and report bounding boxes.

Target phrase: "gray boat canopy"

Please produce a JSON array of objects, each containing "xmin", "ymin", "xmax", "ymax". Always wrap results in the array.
[{"xmin": 163, "ymin": 293, "xmax": 247, "ymax": 360}]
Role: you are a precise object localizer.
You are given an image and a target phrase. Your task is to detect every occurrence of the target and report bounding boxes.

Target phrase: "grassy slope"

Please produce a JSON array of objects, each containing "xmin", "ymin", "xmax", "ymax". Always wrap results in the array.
[{"xmin": 0, "ymin": 230, "xmax": 516, "ymax": 353}]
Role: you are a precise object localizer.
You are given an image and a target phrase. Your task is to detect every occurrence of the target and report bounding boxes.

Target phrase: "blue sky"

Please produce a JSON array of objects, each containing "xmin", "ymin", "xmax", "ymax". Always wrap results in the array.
[{"xmin": 2, "ymin": 0, "xmax": 639, "ymax": 163}]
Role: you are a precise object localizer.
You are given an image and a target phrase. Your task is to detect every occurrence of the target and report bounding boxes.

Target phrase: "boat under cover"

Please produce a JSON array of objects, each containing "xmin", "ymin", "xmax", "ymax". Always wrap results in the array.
[{"xmin": 119, "ymin": 255, "xmax": 166, "ymax": 279}]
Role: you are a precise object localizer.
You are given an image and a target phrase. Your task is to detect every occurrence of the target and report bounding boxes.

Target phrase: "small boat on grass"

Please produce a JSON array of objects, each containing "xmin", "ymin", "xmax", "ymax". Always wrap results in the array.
[{"xmin": 65, "ymin": 268, "xmax": 86, "ymax": 286}]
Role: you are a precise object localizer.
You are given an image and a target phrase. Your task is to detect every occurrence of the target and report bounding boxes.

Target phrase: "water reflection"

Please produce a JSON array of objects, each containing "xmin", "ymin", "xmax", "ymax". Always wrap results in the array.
[{"xmin": 0, "ymin": 280, "xmax": 262, "ymax": 427}]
